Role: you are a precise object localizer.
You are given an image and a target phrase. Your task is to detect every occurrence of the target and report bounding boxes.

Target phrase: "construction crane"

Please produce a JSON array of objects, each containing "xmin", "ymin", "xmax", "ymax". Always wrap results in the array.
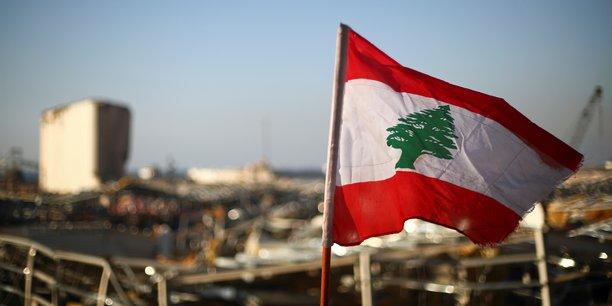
[{"xmin": 569, "ymin": 86, "xmax": 603, "ymax": 149}]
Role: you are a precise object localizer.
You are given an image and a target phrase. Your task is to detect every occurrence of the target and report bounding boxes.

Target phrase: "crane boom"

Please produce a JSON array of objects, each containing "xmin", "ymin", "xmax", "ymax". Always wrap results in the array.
[{"xmin": 569, "ymin": 86, "xmax": 603, "ymax": 149}]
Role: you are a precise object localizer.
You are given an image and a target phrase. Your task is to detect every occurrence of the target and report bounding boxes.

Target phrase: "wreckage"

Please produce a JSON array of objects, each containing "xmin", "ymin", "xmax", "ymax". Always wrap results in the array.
[{"xmin": 0, "ymin": 165, "xmax": 610, "ymax": 305}]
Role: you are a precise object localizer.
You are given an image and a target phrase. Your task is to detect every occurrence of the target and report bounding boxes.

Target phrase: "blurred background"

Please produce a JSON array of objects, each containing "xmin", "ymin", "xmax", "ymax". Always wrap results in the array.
[{"xmin": 0, "ymin": 1, "xmax": 610, "ymax": 305}]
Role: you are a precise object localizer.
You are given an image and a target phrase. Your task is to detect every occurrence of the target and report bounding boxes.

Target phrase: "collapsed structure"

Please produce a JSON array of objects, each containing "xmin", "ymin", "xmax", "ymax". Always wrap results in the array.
[
  {"xmin": 0, "ymin": 165, "xmax": 610, "ymax": 306},
  {"xmin": 39, "ymin": 99, "xmax": 130, "ymax": 193}
]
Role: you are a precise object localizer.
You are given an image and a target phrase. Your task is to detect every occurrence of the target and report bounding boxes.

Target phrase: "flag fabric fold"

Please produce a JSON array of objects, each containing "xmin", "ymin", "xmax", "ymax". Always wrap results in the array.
[{"xmin": 332, "ymin": 29, "xmax": 582, "ymax": 246}]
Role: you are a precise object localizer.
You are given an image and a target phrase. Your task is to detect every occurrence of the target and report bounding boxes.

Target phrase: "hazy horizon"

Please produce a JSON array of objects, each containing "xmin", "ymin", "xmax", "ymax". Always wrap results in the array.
[{"xmin": 1, "ymin": 1, "xmax": 611, "ymax": 170}]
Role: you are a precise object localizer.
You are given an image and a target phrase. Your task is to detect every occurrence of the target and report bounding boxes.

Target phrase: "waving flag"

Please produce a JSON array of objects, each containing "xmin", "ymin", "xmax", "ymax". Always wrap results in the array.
[{"xmin": 329, "ymin": 28, "xmax": 583, "ymax": 246}]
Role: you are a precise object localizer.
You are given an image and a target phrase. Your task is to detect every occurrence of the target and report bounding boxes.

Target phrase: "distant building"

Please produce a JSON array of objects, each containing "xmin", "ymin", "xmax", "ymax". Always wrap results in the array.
[
  {"xmin": 138, "ymin": 165, "xmax": 160, "ymax": 180},
  {"xmin": 187, "ymin": 160, "xmax": 274, "ymax": 185},
  {"xmin": 39, "ymin": 99, "xmax": 130, "ymax": 193}
]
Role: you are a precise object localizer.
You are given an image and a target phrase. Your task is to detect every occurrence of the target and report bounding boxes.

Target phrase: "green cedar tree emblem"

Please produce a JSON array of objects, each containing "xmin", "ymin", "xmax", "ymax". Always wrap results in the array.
[{"xmin": 386, "ymin": 105, "xmax": 458, "ymax": 169}]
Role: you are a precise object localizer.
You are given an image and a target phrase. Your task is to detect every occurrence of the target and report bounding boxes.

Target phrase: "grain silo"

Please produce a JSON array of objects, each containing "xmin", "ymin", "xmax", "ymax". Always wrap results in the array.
[{"xmin": 39, "ymin": 99, "xmax": 130, "ymax": 193}]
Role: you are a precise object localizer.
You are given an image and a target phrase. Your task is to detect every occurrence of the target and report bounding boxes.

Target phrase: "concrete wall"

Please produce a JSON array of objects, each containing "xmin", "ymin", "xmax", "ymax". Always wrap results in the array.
[
  {"xmin": 97, "ymin": 103, "xmax": 130, "ymax": 183},
  {"xmin": 39, "ymin": 99, "xmax": 130, "ymax": 194}
]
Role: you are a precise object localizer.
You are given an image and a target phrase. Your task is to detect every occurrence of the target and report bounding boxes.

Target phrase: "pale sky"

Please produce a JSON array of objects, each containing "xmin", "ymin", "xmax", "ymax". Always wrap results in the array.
[{"xmin": 1, "ymin": 0, "xmax": 611, "ymax": 170}]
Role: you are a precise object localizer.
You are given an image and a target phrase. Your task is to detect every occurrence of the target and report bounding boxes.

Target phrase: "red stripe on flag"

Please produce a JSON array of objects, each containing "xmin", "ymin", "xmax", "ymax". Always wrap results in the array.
[
  {"xmin": 345, "ymin": 29, "xmax": 582, "ymax": 171},
  {"xmin": 333, "ymin": 171, "xmax": 521, "ymax": 246}
]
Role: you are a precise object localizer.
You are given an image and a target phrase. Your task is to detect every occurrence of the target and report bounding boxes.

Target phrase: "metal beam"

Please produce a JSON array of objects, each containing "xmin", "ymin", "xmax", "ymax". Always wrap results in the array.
[
  {"xmin": 459, "ymin": 253, "xmax": 537, "ymax": 268},
  {"xmin": 24, "ymin": 247, "xmax": 35, "ymax": 306},
  {"xmin": 175, "ymin": 255, "xmax": 358, "ymax": 285},
  {"xmin": 358, "ymin": 251, "xmax": 372, "ymax": 306}
]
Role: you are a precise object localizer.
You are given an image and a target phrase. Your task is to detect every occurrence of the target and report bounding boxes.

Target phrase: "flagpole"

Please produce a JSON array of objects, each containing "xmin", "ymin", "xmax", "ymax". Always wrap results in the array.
[{"xmin": 320, "ymin": 23, "xmax": 349, "ymax": 306}]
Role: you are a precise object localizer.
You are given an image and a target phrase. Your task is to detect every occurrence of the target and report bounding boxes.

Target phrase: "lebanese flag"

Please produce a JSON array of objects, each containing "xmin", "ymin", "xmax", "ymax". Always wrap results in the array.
[{"xmin": 332, "ymin": 29, "xmax": 583, "ymax": 246}]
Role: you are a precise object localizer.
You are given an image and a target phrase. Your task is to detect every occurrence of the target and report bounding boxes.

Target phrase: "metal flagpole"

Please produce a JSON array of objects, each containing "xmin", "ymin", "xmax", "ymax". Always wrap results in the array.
[{"xmin": 320, "ymin": 23, "xmax": 350, "ymax": 306}]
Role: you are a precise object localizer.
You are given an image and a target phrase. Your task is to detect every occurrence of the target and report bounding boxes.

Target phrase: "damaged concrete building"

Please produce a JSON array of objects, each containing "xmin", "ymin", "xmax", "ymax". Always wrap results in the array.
[{"xmin": 39, "ymin": 99, "xmax": 130, "ymax": 193}]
